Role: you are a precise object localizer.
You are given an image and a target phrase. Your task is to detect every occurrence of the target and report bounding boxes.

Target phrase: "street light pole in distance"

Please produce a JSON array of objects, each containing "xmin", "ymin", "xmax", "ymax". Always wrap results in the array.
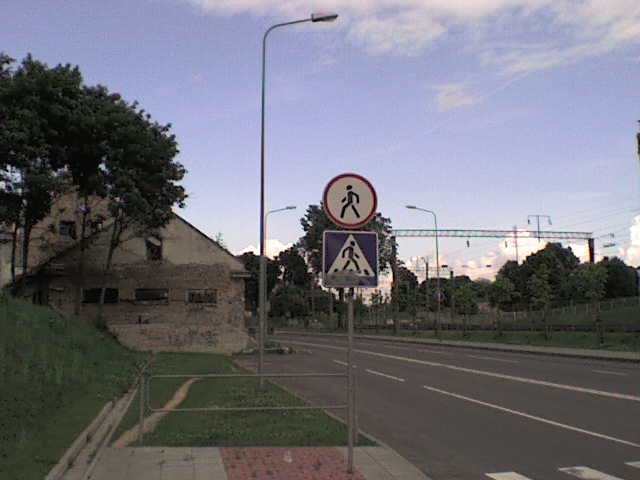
[{"xmin": 406, "ymin": 205, "xmax": 441, "ymax": 337}]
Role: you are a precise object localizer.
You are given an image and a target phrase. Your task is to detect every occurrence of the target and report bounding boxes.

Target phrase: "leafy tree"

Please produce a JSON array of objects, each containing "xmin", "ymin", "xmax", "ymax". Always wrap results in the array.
[
  {"xmin": 393, "ymin": 265, "xmax": 418, "ymax": 313},
  {"xmin": 269, "ymin": 285, "xmax": 308, "ymax": 319},
  {"xmin": 276, "ymin": 246, "xmax": 311, "ymax": 288},
  {"xmin": 454, "ymin": 282, "xmax": 478, "ymax": 315},
  {"xmin": 598, "ymin": 257, "xmax": 637, "ymax": 298},
  {"xmin": 238, "ymin": 252, "xmax": 279, "ymax": 313},
  {"xmin": 0, "ymin": 55, "xmax": 82, "ymax": 283},
  {"xmin": 527, "ymin": 265, "xmax": 553, "ymax": 311},
  {"xmin": 567, "ymin": 263, "xmax": 607, "ymax": 303},
  {"xmin": 489, "ymin": 275, "xmax": 516, "ymax": 310}
]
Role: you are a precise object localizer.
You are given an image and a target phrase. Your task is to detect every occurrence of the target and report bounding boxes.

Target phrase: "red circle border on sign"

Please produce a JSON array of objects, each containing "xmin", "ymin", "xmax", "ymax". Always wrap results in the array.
[{"xmin": 322, "ymin": 173, "xmax": 378, "ymax": 229}]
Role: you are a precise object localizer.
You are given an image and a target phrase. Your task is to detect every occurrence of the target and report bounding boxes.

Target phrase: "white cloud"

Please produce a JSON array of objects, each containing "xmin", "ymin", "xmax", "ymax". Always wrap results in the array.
[
  {"xmin": 182, "ymin": 0, "xmax": 640, "ymax": 73},
  {"xmin": 433, "ymin": 83, "xmax": 478, "ymax": 111},
  {"xmin": 621, "ymin": 215, "xmax": 640, "ymax": 266},
  {"xmin": 236, "ymin": 238, "xmax": 293, "ymax": 258}
]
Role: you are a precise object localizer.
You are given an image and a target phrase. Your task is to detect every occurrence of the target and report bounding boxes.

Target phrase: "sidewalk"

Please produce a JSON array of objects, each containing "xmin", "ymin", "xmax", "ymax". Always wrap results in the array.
[
  {"xmin": 89, "ymin": 446, "xmax": 429, "ymax": 480},
  {"xmin": 276, "ymin": 331, "xmax": 640, "ymax": 362}
]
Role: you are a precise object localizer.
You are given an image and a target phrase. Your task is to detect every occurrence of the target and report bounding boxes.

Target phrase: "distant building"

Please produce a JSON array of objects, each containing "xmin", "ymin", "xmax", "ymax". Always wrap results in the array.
[{"xmin": 1, "ymin": 194, "xmax": 252, "ymax": 354}]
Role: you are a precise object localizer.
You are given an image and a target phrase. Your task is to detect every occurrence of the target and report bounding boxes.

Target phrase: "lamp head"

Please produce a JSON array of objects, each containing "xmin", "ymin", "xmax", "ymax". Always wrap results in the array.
[
  {"xmin": 406, "ymin": 205, "xmax": 417, "ymax": 210},
  {"xmin": 311, "ymin": 12, "xmax": 339, "ymax": 22},
  {"xmin": 285, "ymin": 205, "xmax": 297, "ymax": 210}
]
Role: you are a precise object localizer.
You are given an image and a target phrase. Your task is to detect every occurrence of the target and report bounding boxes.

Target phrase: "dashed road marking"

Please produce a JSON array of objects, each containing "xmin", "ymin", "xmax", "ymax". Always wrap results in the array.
[
  {"xmin": 486, "ymin": 473, "xmax": 534, "ymax": 480},
  {"xmin": 559, "ymin": 466, "xmax": 625, "ymax": 479},
  {"xmin": 365, "ymin": 368, "xmax": 405, "ymax": 382},
  {"xmin": 626, "ymin": 461, "xmax": 640, "ymax": 469},
  {"xmin": 333, "ymin": 359, "xmax": 356, "ymax": 368},
  {"xmin": 282, "ymin": 340, "xmax": 640, "ymax": 403},
  {"xmin": 467, "ymin": 354, "xmax": 520, "ymax": 364},
  {"xmin": 592, "ymin": 370, "xmax": 627, "ymax": 377},
  {"xmin": 423, "ymin": 385, "xmax": 640, "ymax": 449}
]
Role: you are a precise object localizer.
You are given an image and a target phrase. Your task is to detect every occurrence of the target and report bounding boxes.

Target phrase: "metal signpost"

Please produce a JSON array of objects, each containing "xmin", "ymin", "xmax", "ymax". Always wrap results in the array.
[{"xmin": 322, "ymin": 173, "xmax": 378, "ymax": 473}]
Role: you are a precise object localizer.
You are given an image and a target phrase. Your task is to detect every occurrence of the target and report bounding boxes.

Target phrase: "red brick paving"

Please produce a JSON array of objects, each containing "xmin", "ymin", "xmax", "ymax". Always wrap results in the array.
[{"xmin": 221, "ymin": 447, "xmax": 366, "ymax": 480}]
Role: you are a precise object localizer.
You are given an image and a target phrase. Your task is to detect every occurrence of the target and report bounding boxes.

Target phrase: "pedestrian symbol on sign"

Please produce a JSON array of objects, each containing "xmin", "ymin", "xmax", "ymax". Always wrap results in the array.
[{"xmin": 340, "ymin": 185, "xmax": 360, "ymax": 219}]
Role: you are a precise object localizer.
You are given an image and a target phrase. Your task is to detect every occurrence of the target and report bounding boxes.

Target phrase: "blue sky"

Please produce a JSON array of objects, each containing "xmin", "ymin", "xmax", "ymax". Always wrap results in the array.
[{"xmin": 3, "ymin": 0, "xmax": 640, "ymax": 279}]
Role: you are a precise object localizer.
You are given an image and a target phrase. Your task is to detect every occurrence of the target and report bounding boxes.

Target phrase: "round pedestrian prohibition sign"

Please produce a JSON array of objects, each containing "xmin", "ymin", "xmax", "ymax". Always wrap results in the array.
[{"xmin": 323, "ymin": 173, "xmax": 377, "ymax": 229}]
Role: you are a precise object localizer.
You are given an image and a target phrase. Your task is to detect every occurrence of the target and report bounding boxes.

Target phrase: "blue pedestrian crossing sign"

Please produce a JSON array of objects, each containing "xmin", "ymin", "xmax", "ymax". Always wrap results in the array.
[{"xmin": 323, "ymin": 231, "xmax": 378, "ymax": 288}]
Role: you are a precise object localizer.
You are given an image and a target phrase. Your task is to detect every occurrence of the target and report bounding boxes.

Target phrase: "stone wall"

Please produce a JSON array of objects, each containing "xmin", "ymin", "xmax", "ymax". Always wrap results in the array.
[{"xmin": 109, "ymin": 323, "xmax": 255, "ymax": 354}]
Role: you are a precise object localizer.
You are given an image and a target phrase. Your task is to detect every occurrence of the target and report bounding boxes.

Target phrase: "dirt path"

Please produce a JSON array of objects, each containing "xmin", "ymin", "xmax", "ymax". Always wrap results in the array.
[{"xmin": 112, "ymin": 377, "xmax": 200, "ymax": 447}]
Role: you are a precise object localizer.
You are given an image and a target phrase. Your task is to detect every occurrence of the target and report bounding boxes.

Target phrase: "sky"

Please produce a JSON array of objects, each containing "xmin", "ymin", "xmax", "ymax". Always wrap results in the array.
[{"xmin": 3, "ymin": 0, "xmax": 640, "ymax": 282}]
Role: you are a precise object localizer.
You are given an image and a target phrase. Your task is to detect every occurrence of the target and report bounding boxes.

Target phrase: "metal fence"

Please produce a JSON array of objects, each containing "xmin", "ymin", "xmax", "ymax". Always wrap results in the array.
[{"xmin": 137, "ymin": 370, "xmax": 358, "ymax": 472}]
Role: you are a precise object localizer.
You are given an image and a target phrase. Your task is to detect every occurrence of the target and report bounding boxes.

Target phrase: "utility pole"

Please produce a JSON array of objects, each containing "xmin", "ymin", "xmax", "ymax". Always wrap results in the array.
[
  {"xmin": 449, "ymin": 269, "xmax": 455, "ymax": 322},
  {"xmin": 513, "ymin": 225, "xmax": 519, "ymax": 264},
  {"xmin": 527, "ymin": 214, "xmax": 552, "ymax": 241}
]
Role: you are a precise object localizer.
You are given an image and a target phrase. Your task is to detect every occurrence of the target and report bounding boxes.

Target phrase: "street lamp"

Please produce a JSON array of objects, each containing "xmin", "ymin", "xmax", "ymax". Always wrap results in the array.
[
  {"xmin": 258, "ymin": 13, "xmax": 338, "ymax": 384},
  {"xmin": 406, "ymin": 205, "xmax": 441, "ymax": 336},
  {"xmin": 259, "ymin": 205, "xmax": 296, "ymax": 380}
]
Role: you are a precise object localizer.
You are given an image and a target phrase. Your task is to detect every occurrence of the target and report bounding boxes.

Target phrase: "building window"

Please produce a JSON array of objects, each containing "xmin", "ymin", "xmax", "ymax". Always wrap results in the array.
[
  {"xmin": 145, "ymin": 236, "xmax": 162, "ymax": 261},
  {"xmin": 59, "ymin": 220, "xmax": 77, "ymax": 239},
  {"xmin": 82, "ymin": 288, "xmax": 119, "ymax": 304},
  {"xmin": 187, "ymin": 289, "xmax": 217, "ymax": 304},
  {"xmin": 135, "ymin": 288, "xmax": 169, "ymax": 304}
]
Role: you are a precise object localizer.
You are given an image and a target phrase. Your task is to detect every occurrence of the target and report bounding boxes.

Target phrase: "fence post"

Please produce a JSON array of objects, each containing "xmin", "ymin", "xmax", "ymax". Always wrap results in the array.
[{"xmin": 138, "ymin": 375, "xmax": 145, "ymax": 445}]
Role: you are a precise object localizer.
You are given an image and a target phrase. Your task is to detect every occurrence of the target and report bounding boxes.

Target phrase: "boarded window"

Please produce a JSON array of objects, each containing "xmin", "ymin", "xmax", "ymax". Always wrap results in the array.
[
  {"xmin": 59, "ymin": 220, "xmax": 77, "ymax": 239},
  {"xmin": 83, "ymin": 288, "xmax": 119, "ymax": 304},
  {"xmin": 145, "ymin": 236, "xmax": 162, "ymax": 261},
  {"xmin": 135, "ymin": 288, "xmax": 169, "ymax": 303},
  {"xmin": 187, "ymin": 289, "xmax": 217, "ymax": 304}
]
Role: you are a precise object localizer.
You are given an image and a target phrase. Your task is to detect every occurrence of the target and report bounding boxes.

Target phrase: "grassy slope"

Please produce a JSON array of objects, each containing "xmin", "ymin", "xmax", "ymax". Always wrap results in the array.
[
  {"xmin": 0, "ymin": 296, "xmax": 146, "ymax": 480},
  {"xmin": 115, "ymin": 352, "xmax": 372, "ymax": 447}
]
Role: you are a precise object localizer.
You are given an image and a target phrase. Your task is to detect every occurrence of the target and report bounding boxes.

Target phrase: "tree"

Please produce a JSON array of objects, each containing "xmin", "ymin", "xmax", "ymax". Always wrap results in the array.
[
  {"xmin": 454, "ymin": 282, "xmax": 478, "ymax": 315},
  {"xmin": 269, "ymin": 285, "xmax": 308, "ymax": 320},
  {"xmin": 489, "ymin": 275, "xmax": 516, "ymax": 310},
  {"xmin": 393, "ymin": 265, "xmax": 418, "ymax": 313},
  {"xmin": 0, "ymin": 55, "xmax": 83, "ymax": 283},
  {"xmin": 238, "ymin": 252, "xmax": 279, "ymax": 313},
  {"xmin": 598, "ymin": 257, "xmax": 637, "ymax": 299},
  {"xmin": 276, "ymin": 246, "xmax": 311, "ymax": 288},
  {"xmin": 567, "ymin": 263, "xmax": 607, "ymax": 304},
  {"xmin": 527, "ymin": 265, "xmax": 553, "ymax": 338}
]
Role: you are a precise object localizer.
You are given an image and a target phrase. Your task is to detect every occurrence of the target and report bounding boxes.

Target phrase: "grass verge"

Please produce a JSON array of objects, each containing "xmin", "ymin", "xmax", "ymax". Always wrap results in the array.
[
  {"xmin": 114, "ymin": 352, "xmax": 373, "ymax": 447},
  {"xmin": 0, "ymin": 295, "xmax": 146, "ymax": 480}
]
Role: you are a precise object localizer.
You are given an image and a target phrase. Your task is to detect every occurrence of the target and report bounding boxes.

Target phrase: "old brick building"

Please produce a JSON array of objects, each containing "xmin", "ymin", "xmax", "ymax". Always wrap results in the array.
[{"xmin": 3, "ymin": 194, "xmax": 252, "ymax": 354}]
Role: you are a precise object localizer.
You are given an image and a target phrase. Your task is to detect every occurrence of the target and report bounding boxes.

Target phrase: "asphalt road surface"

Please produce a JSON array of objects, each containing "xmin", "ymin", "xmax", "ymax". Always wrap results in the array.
[{"xmin": 259, "ymin": 333, "xmax": 640, "ymax": 480}]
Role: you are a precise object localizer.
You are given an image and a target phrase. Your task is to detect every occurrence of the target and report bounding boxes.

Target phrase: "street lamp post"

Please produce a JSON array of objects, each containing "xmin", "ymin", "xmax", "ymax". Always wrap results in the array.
[
  {"xmin": 259, "ymin": 205, "xmax": 296, "ymax": 385},
  {"xmin": 258, "ymin": 13, "xmax": 338, "ymax": 384},
  {"xmin": 406, "ymin": 205, "xmax": 441, "ymax": 336}
]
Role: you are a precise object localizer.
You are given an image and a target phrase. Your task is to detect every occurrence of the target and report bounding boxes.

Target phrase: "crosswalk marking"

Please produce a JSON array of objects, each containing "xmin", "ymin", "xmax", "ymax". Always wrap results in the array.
[
  {"xmin": 486, "ymin": 473, "xmax": 533, "ymax": 479},
  {"xmin": 625, "ymin": 461, "xmax": 640, "ymax": 469},
  {"xmin": 559, "ymin": 466, "xmax": 625, "ymax": 479}
]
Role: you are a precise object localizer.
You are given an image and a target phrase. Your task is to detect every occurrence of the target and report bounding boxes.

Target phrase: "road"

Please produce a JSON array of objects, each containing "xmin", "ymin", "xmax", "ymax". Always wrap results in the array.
[{"xmin": 259, "ymin": 333, "xmax": 640, "ymax": 480}]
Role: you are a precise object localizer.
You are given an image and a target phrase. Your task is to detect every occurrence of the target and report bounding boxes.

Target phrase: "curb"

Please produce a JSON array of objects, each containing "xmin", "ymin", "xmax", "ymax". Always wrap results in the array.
[
  {"xmin": 274, "ymin": 331, "xmax": 640, "ymax": 363},
  {"xmin": 45, "ymin": 400, "xmax": 115, "ymax": 480}
]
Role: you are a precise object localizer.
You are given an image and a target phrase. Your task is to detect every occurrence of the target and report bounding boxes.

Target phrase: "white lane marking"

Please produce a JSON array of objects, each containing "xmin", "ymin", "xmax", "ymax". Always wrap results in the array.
[
  {"xmin": 559, "ymin": 466, "xmax": 625, "ymax": 479},
  {"xmin": 283, "ymin": 340, "xmax": 640, "ymax": 403},
  {"xmin": 333, "ymin": 359, "xmax": 356, "ymax": 368},
  {"xmin": 423, "ymin": 386, "xmax": 640, "ymax": 449},
  {"xmin": 592, "ymin": 370, "xmax": 628, "ymax": 377},
  {"xmin": 486, "ymin": 473, "xmax": 534, "ymax": 480},
  {"xmin": 364, "ymin": 368, "xmax": 405, "ymax": 382},
  {"xmin": 467, "ymin": 354, "xmax": 519, "ymax": 364},
  {"xmin": 365, "ymin": 344, "xmax": 452, "ymax": 355},
  {"xmin": 626, "ymin": 461, "xmax": 640, "ymax": 469}
]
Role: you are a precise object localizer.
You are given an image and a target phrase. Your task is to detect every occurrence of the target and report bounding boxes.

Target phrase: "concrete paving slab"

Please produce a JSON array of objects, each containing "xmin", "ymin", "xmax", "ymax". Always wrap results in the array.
[{"xmin": 88, "ymin": 446, "xmax": 426, "ymax": 480}]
